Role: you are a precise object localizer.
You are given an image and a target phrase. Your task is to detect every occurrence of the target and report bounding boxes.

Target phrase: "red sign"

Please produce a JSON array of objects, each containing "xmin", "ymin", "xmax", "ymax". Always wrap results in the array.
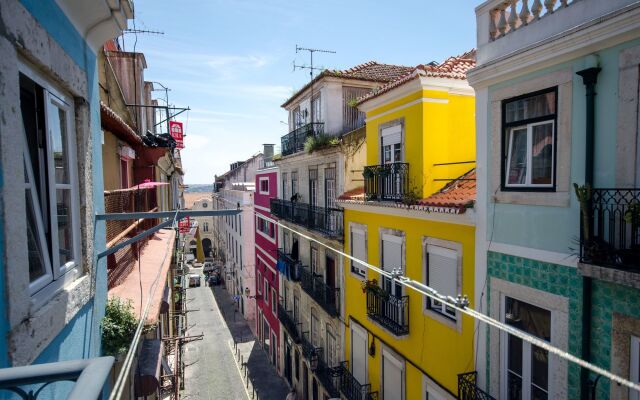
[
  {"xmin": 169, "ymin": 121, "xmax": 184, "ymax": 149},
  {"xmin": 178, "ymin": 216, "xmax": 190, "ymax": 233}
]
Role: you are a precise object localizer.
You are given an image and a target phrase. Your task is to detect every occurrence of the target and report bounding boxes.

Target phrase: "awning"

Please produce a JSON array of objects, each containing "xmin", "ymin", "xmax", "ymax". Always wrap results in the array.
[{"xmin": 134, "ymin": 339, "xmax": 163, "ymax": 397}]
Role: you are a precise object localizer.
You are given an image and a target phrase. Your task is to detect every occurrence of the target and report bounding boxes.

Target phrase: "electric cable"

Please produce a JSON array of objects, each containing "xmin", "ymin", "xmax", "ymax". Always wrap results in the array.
[{"xmin": 255, "ymin": 211, "xmax": 640, "ymax": 394}]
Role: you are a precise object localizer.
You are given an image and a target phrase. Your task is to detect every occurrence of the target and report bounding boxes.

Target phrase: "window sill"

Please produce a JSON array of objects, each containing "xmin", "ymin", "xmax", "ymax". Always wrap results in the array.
[
  {"xmin": 423, "ymin": 308, "xmax": 461, "ymax": 333},
  {"xmin": 30, "ymin": 268, "xmax": 82, "ymax": 312},
  {"xmin": 493, "ymin": 190, "xmax": 570, "ymax": 207}
]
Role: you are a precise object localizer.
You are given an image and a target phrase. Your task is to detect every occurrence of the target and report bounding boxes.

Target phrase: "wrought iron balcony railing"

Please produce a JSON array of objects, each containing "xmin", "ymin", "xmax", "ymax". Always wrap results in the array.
[
  {"xmin": 277, "ymin": 248, "xmax": 301, "ymax": 281},
  {"xmin": 299, "ymin": 266, "xmax": 340, "ymax": 317},
  {"xmin": 301, "ymin": 332, "xmax": 321, "ymax": 363},
  {"xmin": 579, "ymin": 188, "xmax": 640, "ymax": 271},
  {"xmin": 278, "ymin": 301, "xmax": 301, "ymax": 343},
  {"xmin": 337, "ymin": 361, "xmax": 376, "ymax": 400},
  {"xmin": 458, "ymin": 371, "xmax": 496, "ymax": 400},
  {"xmin": 0, "ymin": 356, "xmax": 114, "ymax": 400},
  {"xmin": 270, "ymin": 198, "xmax": 344, "ymax": 239},
  {"xmin": 363, "ymin": 162, "xmax": 409, "ymax": 201},
  {"xmin": 365, "ymin": 289, "xmax": 409, "ymax": 336},
  {"xmin": 315, "ymin": 353, "xmax": 342, "ymax": 399},
  {"xmin": 281, "ymin": 122, "xmax": 325, "ymax": 156}
]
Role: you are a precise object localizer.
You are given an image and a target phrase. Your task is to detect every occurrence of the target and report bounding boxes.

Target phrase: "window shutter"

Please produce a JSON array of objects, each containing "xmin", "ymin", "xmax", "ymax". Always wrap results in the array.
[
  {"xmin": 382, "ymin": 236, "xmax": 402, "ymax": 273},
  {"xmin": 427, "ymin": 245, "xmax": 457, "ymax": 298},
  {"xmin": 351, "ymin": 326, "xmax": 367, "ymax": 384},
  {"xmin": 383, "ymin": 352, "xmax": 403, "ymax": 400},
  {"xmin": 351, "ymin": 230, "xmax": 366, "ymax": 275},
  {"xmin": 381, "ymin": 124, "xmax": 402, "ymax": 147}
]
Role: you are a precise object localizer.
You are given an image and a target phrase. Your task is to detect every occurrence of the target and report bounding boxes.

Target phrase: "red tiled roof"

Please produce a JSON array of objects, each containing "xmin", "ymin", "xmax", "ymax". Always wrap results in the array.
[
  {"xmin": 338, "ymin": 187, "xmax": 365, "ymax": 201},
  {"xmin": 356, "ymin": 50, "xmax": 476, "ymax": 106},
  {"xmin": 418, "ymin": 169, "xmax": 476, "ymax": 212},
  {"xmin": 282, "ymin": 61, "xmax": 413, "ymax": 107},
  {"xmin": 100, "ymin": 101, "xmax": 143, "ymax": 145}
]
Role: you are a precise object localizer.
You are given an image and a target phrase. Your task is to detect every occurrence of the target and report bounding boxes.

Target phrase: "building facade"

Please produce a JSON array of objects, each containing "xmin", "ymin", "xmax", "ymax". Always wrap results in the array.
[
  {"xmin": 254, "ymin": 155, "xmax": 281, "ymax": 372},
  {"xmin": 273, "ymin": 62, "xmax": 410, "ymax": 400},
  {"xmin": 469, "ymin": 1, "xmax": 640, "ymax": 399},
  {"xmin": 338, "ymin": 52, "xmax": 477, "ymax": 400}
]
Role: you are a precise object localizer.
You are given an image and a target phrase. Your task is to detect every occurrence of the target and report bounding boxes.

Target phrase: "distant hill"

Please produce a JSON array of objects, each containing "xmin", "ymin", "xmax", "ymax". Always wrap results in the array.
[{"xmin": 184, "ymin": 184, "xmax": 213, "ymax": 193}]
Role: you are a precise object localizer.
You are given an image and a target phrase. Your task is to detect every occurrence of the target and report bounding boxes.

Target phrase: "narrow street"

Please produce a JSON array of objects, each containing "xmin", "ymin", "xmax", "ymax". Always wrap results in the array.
[{"xmin": 182, "ymin": 267, "xmax": 289, "ymax": 400}]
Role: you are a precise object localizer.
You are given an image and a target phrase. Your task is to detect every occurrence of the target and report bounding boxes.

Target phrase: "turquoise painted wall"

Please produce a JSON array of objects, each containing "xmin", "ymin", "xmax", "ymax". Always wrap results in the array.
[
  {"xmin": 485, "ymin": 38, "xmax": 640, "ymax": 254},
  {"xmin": 15, "ymin": 0, "xmax": 107, "ymax": 363}
]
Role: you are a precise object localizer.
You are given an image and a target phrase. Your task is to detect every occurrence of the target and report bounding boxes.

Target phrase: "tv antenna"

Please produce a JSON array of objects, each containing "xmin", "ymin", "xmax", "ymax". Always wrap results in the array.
[{"xmin": 292, "ymin": 45, "xmax": 336, "ymax": 124}]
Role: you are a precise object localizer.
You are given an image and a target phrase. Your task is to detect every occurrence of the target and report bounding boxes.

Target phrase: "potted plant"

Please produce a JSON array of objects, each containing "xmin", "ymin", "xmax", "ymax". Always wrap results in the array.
[{"xmin": 361, "ymin": 279, "xmax": 389, "ymax": 300}]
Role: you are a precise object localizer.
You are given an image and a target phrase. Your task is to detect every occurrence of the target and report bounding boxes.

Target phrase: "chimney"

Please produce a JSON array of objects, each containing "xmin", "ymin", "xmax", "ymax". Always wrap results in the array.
[{"xmin": 263, "ymin": 144, "xmax": 274, "ymax": 159}]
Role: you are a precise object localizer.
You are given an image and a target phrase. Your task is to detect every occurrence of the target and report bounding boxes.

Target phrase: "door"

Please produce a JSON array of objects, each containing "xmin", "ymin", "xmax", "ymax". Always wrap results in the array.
[
  {"xmin": 292, "ymin": 237, "xmax": 299, "ymax": 260},
  {"xmin": 325, "ymin": 256, "xmax": 336, "ymax": 288},
  {"xmin": 312, "ymin": 377, "xmax": 319, "ymax": 400},
  {"xmin": 351, "ymin": 324, "xmax": 368, "ymax": 385},
  {"xmin": 303, "ymin": 362, "xmax": 309, "ymax": 400},
  {"xmin": 285, "ymin": 338, "xmax": 292, "ymax": 384},
  {"xmin": 272, "ymin": 332, "xmax": 277, "ymax": 365}
]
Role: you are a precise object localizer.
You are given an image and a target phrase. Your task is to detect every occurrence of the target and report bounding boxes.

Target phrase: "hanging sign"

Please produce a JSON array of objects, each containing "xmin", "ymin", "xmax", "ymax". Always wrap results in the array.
[
  {"xmin": 178, "ymin": 216, "xmax": 191, "ymax": 233},
  {"xmin": 169, "ymin": 121, "xmax": 184, "ymax": 149}
]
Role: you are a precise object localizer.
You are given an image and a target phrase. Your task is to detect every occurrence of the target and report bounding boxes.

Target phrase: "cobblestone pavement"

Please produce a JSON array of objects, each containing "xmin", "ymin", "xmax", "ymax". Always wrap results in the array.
[{"xmin": 181, "ymin": 270, "xmax": 290, "ymax": 400}]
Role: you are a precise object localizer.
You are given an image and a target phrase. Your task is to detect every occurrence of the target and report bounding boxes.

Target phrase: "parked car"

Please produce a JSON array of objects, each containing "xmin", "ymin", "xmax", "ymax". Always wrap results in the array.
[
  {"xmin": 203, "ymin": 262, "xmax": 214, "ymax": 273},
  {"xmin": 188, "ymin": 274, "xmax": 201, "ymax": 287}
]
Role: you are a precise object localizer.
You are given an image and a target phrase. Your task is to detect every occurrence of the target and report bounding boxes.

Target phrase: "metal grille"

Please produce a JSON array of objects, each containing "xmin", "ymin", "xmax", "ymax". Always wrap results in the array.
[
  {"xmin": 365, "ymin": 290, "xmax": 409, "ymax": 336},
  {"xmin": 363, "ymin": 163, "xmax": 410, "ymax": 201},
  {"xmin": 299, "ymin": 266, "xmax": 340, "ymax": 317},
  {"xmin": 458, "ymin": 371, "xmax": 496, "ymax": 400},
  {"xmin": 281, "ymin": 123, "xmax": 325, "ymax": 156},
  {"xmin": 270, "ymin": 198, "xmax": 344, "ymax": 240},
  {"xmin": 338, "ymin": 361, "xmax": 375, "ymax": 400}
]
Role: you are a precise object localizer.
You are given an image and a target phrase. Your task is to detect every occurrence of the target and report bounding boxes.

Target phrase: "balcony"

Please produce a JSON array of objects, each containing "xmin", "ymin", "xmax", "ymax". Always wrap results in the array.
[
  {"xmin": 270, "ymin": 198, "xmax": 344, "ymax": 240},
  {"xmin": 281, "ymin": 122, "xmax": 324, "ymax": 156},
  {"xmin": 337, "ymin": 362, "xmax": 377, "ymax": 400},
  {"xmin": 458, "ymin": 371, "xmax": 496, "ymax": 400},
  {"xmin": 363, "ymin": 163, "xmax": 409, "ymax": 201},
  {"xmin": 300, "ymin": 266, "xmax": 340, "ymax": 317},
  {"xmin": 365, "ymin": 290, "xmax": 409, "ymax": 336},
  {"xmin": 278, "ymin": 300, "xmax": 301, "ymax": 343},
  {"xmin": 277, "ymin": 248, "xmax": 301, "ymax": 281},
  {"xmin": 0, "ymin": 357, "xmax": 114, "ymax": 400},
  {"xmin": 578, "ymin": 188, "xmax": 640, "ymax": 288},
  {"xmin": 315, "ymin": 353, "xmax": 342, "ymax": 399}
]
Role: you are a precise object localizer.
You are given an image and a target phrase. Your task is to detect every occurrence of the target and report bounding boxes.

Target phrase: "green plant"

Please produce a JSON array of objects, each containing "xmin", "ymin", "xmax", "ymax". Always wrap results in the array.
[
  {"xmin": 347, "ymin": 98, "xmax": 359, "ymax": 108},
  {"xmin": 304, "ymin": 134, "xmax": 340, "ymax": 154},
  {"xmin": 102, "ymin": 297, "xmax": 139, "ymax": 357},
  {"xmin": 361, "ymin": 279, "xmax": 389, "ymax": 300},
  {"xmin": 272, "ymin": 153, "xmax": 282, "ymax": 161},
  {"xmin": 624, "ymin": 202, "xmax": 640, "ymax": 224},
  {"xmin": 401, "ymin": 184, "xmax": 421, "ymax": 206}
]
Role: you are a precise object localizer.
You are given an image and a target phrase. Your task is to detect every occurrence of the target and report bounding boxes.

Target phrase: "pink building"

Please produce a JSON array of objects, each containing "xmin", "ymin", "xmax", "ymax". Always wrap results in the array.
[{"xmin": 254, "ymin": 150, "xmax": 281, "ymax": 372}]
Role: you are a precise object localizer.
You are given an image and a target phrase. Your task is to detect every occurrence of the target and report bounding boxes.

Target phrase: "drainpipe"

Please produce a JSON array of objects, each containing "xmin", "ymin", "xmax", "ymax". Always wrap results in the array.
[{"xmin": 576, "ymin": 63, "xmax": 601, "ymax": 400}]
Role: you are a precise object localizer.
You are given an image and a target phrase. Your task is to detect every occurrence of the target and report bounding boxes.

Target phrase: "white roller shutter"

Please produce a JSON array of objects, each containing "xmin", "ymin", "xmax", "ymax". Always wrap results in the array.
[
  {"xmin": 351, "ymin": 324, "xmax": 367, "ymax": 385},
  {"xmin": 351, "ymin": 229, "xmax": 367, "ymax": 276},
  {"xmin": 383, "ymin": 349, "xmax": 404, "ymax": 400},
  {"xmin": 381, "ymin": 124, "xmax": 402, "ymax": 147},
  {"xmin": 427, "ymin": 245, "xmax": 458, "ymax": 300},
  {"xmin": 382, "ymin": 235, "xmax": 402, "ymax": 273}
]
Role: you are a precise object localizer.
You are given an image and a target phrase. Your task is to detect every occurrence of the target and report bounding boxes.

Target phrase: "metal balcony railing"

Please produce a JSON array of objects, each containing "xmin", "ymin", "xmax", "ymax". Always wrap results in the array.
[
  {"xmin": 300, "ymin": 332, "xmax": 320, "ymax": 363},
  {"xmin": 337, "ymin": 361, "xmax": 376, "ymax": 400},
  {"xmin": 365, "ymin": 290, "xmax": 409, "ymax": 336},
  {"xmin": 0, "ymin": 357, "xmax": 114, "ymax": 400},
  {"xmin": 363, "ymin": 163, "xmax": 410, "ymax": 201},
  {"xmin": 277, "ymin": 301, "xmax": 301, "ymax": 343},
  {"xmin": 579, "ymin": 188, "xmax": 640, "ymax": 271},
  {"xmin": 270, "ymin": 198, "xmax": 344, "ymax": 239},
  {"xmin": 458, "ymin": 371, "xmax": 496, "ymax": 400},
  {"xmin": 315, "ymin": 354, "xmax": 342, "ymax": 399},
  {"xmin": 299, "ymin": 266, "xmax": 340, "ymax": 317},
  {"xmin": 277, "ymin": 248, "xmax": 301, "ymax": 281},
  {"xmin": 281, "ymin": 123, "xmax": 324, "ymax": 156}
]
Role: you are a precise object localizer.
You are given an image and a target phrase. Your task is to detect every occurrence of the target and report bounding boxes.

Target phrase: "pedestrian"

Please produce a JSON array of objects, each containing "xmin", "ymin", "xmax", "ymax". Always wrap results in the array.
[{"xmin": 286, "ymin": 386, "xmax": 297, "ymax": 400}]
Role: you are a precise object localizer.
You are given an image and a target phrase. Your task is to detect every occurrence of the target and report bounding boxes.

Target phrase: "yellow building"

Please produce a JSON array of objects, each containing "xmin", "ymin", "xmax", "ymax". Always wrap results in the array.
[{"xmin": 337, "ymin": 51, "xmax": 477, "ymax": 400}]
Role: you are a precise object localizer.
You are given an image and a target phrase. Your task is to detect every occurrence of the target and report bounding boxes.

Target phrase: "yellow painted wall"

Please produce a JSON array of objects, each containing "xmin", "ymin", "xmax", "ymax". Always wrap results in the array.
[
  {"xmin": 102, "ymin": 131, "xmax": 121, "ymax": 191},
  {"xmin": 343, "ymin": 209, "xmax": 475, "ymax": 397},
  {"xmin": 364, "ymin": 89, "xmax": 476, "ymax": 198}
]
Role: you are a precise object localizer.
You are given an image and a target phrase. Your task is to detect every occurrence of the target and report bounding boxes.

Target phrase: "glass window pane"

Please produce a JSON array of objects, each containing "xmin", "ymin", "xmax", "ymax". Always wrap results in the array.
[
  {"xmin": 26, "ymin": 191, "xmax": 47, "ymax": 282},
  {"xmin": 505, "ymin": 91, "xmax": 556, "ymax": 123},
  {"xmin": 531, "ymin": 123, "xmax": 553, "ymax": 185},
  {"xmin": 508, "ymin": 335, "xmax": 523, "ymax": 375},
  {"xmin": 56, "ymin": 189, "xmax": 74, "ymax": 266},
  {"xmin": 508, "ymin": 372, "xmax": 523, "ymax": 400},
  {"xmin": 531, "ymin": 344, "xmax": 549, "ymax": 395},
  {"xmin": 507, "ymin": 128, "xmax": 528, "ymax": 185},
  {"xmin": 50, "ymin": 106, "xmax": 69, "ymax": 184}
]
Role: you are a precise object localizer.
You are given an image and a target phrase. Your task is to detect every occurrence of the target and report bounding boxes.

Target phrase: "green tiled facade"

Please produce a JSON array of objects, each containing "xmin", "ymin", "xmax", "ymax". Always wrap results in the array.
[{"xmin": 486, "ymin": 250, "xmax": 640, "ymax": 399}]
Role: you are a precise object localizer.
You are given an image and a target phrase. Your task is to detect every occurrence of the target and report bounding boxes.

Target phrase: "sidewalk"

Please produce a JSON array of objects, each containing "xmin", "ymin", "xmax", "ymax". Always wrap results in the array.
[{"xmin": 211, "ymin": 285, "xmax": 290, "ymax": 400}]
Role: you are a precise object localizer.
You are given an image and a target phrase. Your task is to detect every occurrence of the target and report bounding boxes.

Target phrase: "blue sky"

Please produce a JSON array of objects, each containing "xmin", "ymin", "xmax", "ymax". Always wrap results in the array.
[{"xmin": 132, "ymin": 0, "xmax": 477, "ymax": 184}]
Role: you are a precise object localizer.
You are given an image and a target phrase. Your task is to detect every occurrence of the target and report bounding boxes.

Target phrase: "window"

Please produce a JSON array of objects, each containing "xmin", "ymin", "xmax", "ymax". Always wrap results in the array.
[
  {"xmin": 381, "ymin": 124, "xmax": 403, "ymax": 164},
  {"xmin": 292, "ymin": 106, "xmax": 302, "ymax": 128},
  {"xmin": 351, "ymin": 323, "xmax": 368, "ymax": 385},
  {"xmin": 631, "ymin": 336, "xmax": 640, "ymax": 400},
  {"xmin": 311, "ymin": 94, "xmax": 321, "ymax": 123},
  {"xmin": 257, "ymin": 216, "xmax": 275, "ymax": 239},
  {"xmin": 203, "ymin": 221, "xmax": 209, "ymax": 232},
  {"xmin": 239, "ymin": 246, "xmax": 242, "ymax": 269},
  {"xmin": 282, "ymin": 172, "xmax": 288, "ymax": 200},
  {"xmin": 311, "ymin": 313, "xmax": 320, "ymax": 347},
  {"xmin": 264, "ymin": 279, "xmax": 269, "ymax": 305},
  {"xmin": 20, "ymin": 69, "xmax": 81, "ymax": 295},
  {"xmin": 309, "ymin": 169, "xmax": 318, "ymax": 207},
  {"xmin": 326, "ymin": 327, "xmax": 336, "ymax": 368},
  {"xmin": 382, "ymin": 347, "xmax": 405, "ymax": 400},
  {"xmin": 258, "ymin": 271, "xmax": 262, "ymax": 294},
  {"xmin": 311, "ymin": 247, "xmax": 319, "ymax": 275},
  {"xmin": 381, "ymin": 233, "xmax": 403, "ymax": 297},
  {"xmin": 502, "ymin": 297, "xmax": 551, "ymax": 400},
  {"xmin": 324, "ymin": 167, "xmax": 336, "ymax": 209},
  {"xmin": 271, "ymin": 288, "xmax": 277, "ymax": 315},
  {"xmin": 293, "ymin": 295, "xmax": 300, "ymax": 323},
  {"xmin": 502, "ymin": 88, "xmax": 557, "ymax": 189},
  {"xmin": 291, "ymin": 171, "xmax": 298, "ymax": 198},
  {"xmin": 425, "ymin": 245, "xmax": 458, "ymax": 320},
  {"xmin": 259, "ymin": 177, "xmax": 269, "ymax": 194},
  {"xmin": 202, "ymin": 202, "xmax": 208, "ymax": 208},
  {"xmin": 120, "ymin": 158, "xmax": 130, "ymax": 188},
  {"xmin": 350, "ymin": 227, "xmax": 367, "ymax": 277}
]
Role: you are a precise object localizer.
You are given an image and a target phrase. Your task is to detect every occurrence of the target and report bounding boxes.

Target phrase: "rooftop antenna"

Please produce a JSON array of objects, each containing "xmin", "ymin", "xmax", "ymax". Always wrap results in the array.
[{"xmin": 293, "ymin": 45, "xmax": 336, "ymax": 125}]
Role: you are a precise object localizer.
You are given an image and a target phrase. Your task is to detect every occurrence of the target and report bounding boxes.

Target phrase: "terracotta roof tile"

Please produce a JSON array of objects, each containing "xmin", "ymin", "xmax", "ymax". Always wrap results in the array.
[
  {"xmin": 337, "ymin": 187, "xmax": 365, "ymax": 201},
  {"xmin": 418, "ymin": 168, "xmax": 476, "ymax": 212},
  {"xmin": 282, "ymin": 62, "xmax": 413, "ymax": 107},
  {"xmin": 356, "ymin": 50, "xmax": 476, "ymax": 105}
]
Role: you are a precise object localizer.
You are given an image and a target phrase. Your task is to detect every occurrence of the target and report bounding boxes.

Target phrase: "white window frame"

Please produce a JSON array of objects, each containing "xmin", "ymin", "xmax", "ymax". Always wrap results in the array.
[
  {"xmin": 631, "ymin": 336, "xmax": 640, "ymax": 400},
  {"xmin": 422, "ymin": 374, "xmax": 452, "ymax": 400},
  {"xmin": 504, "ymin": 120, "xmax": 555, "ymax": 188},
  {"xmin": 19, "ymin": 60, "xmax": 82, "ymax": 299},
  {"xmin": 259, "ymin": 176, "xmax": 270, "ymax": 195},
  {"xmin": 381, "ymin": 345, "xmax": 405, "ymax": 400},
  {"xmin": 424, "ymin": 243, "xmax": 459, "ymax": 322},
  {"xmin": 350, "ymin": 224, "xmax": 367, "ymax": 279},
  {"xmin": 499, "ymin": 295, "xmax": 552, "ymax": 400}
]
